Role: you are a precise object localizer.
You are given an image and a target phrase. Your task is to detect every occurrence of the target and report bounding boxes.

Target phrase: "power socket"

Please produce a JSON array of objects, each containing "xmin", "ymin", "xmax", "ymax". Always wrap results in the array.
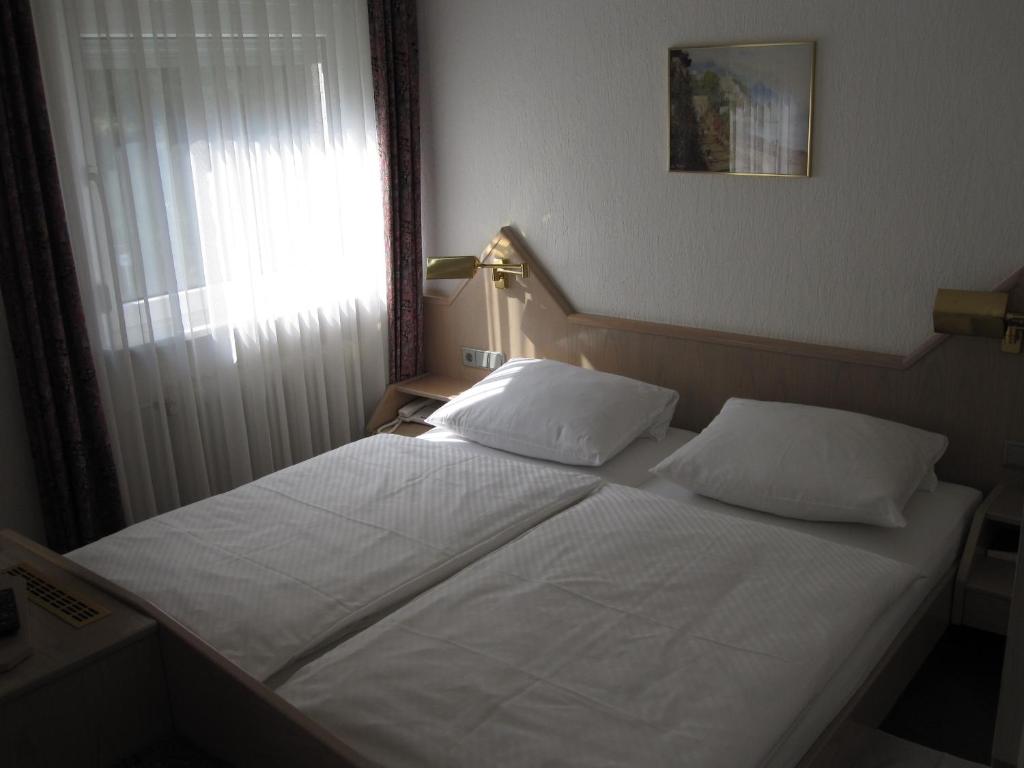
[{"xmin": 461, "ymin": 347, "xmax": 505, "ymax": 370}]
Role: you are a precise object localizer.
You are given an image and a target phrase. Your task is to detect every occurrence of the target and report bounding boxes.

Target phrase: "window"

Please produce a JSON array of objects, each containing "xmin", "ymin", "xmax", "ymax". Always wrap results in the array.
[{"xmin": 75, "ymin": 26, "xmax": 379, "ymax": 350}]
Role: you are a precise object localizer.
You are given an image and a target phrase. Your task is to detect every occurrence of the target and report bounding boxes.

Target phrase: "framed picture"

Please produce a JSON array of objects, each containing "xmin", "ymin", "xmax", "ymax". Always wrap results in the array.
[{"xmin": 668, "ymin": 41, "xmax": 815, "ymax": 177}]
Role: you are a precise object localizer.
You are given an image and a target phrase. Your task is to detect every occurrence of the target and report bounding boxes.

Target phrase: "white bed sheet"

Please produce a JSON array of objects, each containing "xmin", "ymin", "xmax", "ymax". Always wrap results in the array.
[
  {"xmin": 640, "ymin": 476, "xmax": 980, "ymax": 767},
  {"xmin": 69, "ymin": 434, "xmax": 601, "ymax": 681},
  {"xmin": 418, "ymin": 426, "xmax": 695, "ymax": 487},
  {"xmin": 640, "ymin": 477, "xmax": 978, "ymax": 579},
  {"xmin": 279, "ymin": 483, "xmax": 924, "ymax": 768},
  {"xmin": 421, "ymin": 425, "xmax": 979, "ymax": 765}
]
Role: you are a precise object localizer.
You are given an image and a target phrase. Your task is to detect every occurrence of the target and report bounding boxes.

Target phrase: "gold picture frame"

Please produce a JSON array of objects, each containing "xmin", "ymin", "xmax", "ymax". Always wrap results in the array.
[{"xmin": 668, "ymin": 40, "xmax": 816, "ymax": 177}]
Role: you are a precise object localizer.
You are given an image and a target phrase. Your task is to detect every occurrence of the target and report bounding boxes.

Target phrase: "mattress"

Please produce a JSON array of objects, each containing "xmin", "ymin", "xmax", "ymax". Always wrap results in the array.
[
  {"xmin": 413, "ymin": 427, "xmax": 976, "ymax": 765},
  {"xmin": 640, "ymin": 476, "xmax": 980, "ymax": 767},
  {"xmin": 423, "ymin": 425, "xmax": 978, "ymax": 765},
  {"xmin": 278, "ymin": 482, "xmax": 925, "ymax": 767},
  {"xmin": 418, "ymin": 426, "xmax": 696, "ymax": 487},
  {"xmin": 69, "ymin": 434, "xmax": 601, "ymax": 681}
]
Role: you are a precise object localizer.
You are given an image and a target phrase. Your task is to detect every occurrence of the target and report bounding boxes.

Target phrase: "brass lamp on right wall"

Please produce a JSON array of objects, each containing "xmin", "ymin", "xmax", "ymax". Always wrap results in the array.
[{"xmin": 933, "ymin": 289, "xmax": 1024, "ymax": 353}]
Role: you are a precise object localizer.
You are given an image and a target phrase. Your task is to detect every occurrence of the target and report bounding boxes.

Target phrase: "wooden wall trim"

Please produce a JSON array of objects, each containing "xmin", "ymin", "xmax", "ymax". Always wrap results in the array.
[
  {"xmin": 499, "ymin": 227, "xmax": 575, "ymax": 316},
  {"xmin": 424, "ymin": 227, "xmax": 1024, "ymax": 492},
  {"xmin": 426, "ymin": 227, "xmax": 1022, "ymax": 371},
  {"xmin": 567, "ymin": 312, "xmax": 907, "ymax": 369}
]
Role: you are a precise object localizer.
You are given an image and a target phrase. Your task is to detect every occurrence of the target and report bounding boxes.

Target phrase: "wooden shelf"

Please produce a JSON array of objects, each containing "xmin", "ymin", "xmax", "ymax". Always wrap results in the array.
[
  {"xmin": 984, "ymin": 482, "xmax": 1024, "ymax": 525},
  {"xmin": 955, "ymin": 482, "xmax": 1023, "ymax": 636},
  {"xmin": 392, "ymin": 422, "xmax": 432, "ymax": 438},
  {"xmin": 994, "ymin": 517, "xmax": 1024, "ymax": 765},
  {"xmin": 967, "ymin": 556, "xmax": 1016, "ymax": 601},
  {"xmin": 989, "ymin": 503, "xmax": 1023, "ymax": 526},
  {"xmin": 0, "ymin": 537, "xmax": 157, "ymax": 701},
  {"xmin": 393, "ymin": 374, "xmax": 468, "ymax": 402},
  {"xmin": 366, "ymin": 373, "xmax": 471, "ymax": 435},
  {"xmin": 0, "ymin": 531, "xmax": 170, "ymax": 764}
]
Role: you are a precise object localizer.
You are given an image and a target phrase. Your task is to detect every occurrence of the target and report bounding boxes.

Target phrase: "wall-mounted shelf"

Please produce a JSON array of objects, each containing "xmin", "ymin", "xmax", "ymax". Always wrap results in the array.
[
  {"xmin": 954, "ymin": 482, "xmax": 1023, "ymax": 635},
  {"xmin": 366, "ymin": 374, "xmax": 469, "ymax": 437},
  {"xmin": 392, "ymin": 374, "xmax": 466, "ymax": 402}
]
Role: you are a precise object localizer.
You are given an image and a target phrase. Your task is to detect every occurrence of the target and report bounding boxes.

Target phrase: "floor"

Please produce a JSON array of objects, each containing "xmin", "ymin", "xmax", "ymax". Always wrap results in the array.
[
  {"xmin": 115, "ymin": 738, "xmax": 227, "ymax": 768},
  {"xmin": 881, "ymin": 625, "xmax": 1006, "ymax": 764}
]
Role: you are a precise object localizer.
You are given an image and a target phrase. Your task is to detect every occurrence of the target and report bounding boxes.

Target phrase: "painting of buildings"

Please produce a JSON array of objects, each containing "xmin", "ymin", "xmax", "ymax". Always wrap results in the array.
[{"xmin": 669, "ymin": 42, "xmax": 814, "ymax": 176}]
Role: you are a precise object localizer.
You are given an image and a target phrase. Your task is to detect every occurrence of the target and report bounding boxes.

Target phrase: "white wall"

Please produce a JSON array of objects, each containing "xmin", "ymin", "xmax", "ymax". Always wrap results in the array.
[
  {"xmin": 0, "ymin": 294, "xmax": 45, "ymax": 542},
  {"xmin": 418, "ymin": 0, "xmax": 1024, "ymax": 355}
]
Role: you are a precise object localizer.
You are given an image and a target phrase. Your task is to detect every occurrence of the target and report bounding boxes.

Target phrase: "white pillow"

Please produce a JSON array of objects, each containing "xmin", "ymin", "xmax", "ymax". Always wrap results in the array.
[
  {"xmin": 918, "ymin": 469, "xmax": 939, "ymax": 492},
  {"xmin": 650, "ymin": 398, "xmax": 948, "ymax": 528},
  {"xmin": 426, "ymin": 358, "xmax": 679, "ymax": 466}
]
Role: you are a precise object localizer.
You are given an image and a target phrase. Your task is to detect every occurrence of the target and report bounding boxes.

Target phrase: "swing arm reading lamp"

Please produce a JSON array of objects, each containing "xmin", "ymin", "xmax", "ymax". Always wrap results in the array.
[
  {"xmin": 933, "ymin": 289, "xmax": 1024, "ymax": 354},
  {"xmin": 426, "ymin": 255, "xmax": 529, "ymax": 289}
]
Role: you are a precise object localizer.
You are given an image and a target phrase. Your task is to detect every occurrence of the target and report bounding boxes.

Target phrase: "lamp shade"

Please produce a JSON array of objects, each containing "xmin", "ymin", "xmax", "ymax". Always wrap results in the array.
[
  {"xmin": 933, "ymin": 289, "xmax": 1008, "ymax": 339},
  {"xmin": 426, "ymin": 256, "xmax": 480, "ymax": 280}
]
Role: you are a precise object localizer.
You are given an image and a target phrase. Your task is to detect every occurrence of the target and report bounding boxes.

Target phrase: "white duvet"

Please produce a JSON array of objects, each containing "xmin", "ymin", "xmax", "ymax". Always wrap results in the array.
[
  {"xmin": 279, "ymin": 484, "xmax": 923, "ymax": 768},
  {"xmin": 69, "ymin": 435, "xmax": 601, "ymax": 681}
]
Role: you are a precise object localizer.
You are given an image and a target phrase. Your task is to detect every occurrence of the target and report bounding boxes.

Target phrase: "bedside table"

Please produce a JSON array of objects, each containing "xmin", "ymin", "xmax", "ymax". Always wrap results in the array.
[
  {"xmin": 366, "ymin": 373, "xmax": 469, "ymax": 437},
  {"xmin": 992, "ymin": 508, "xmax": 1024, "ymax": 768},
  {"xmin": 953, "ymin": 482, "xmax": 1022, "ymax": 635},
  {"xmin": 0, "ymin": 530, "xmax": 170, "ymax": 767}
]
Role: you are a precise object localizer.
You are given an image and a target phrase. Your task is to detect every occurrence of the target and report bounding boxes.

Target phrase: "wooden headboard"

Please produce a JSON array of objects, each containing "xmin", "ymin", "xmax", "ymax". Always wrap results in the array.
[{"xmin": 425, "ymin": 227, "xmax": 1024, "ymax": 492}]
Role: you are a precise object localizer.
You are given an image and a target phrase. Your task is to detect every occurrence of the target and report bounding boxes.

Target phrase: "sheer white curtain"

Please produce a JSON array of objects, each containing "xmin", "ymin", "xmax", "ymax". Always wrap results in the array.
[{"xmin": 33, "ymin": 0, "xmax": 388, "ymax": 523}]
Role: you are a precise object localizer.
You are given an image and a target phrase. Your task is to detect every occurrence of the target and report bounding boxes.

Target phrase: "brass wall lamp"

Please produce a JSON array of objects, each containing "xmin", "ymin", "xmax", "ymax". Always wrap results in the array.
[
  {"xmin": 426, "ymin": 255, "xmax": 530, "ymax": 289},
  {"xmin": 933, "ymin": 289, "xmax": 1024, "ymax": 353}
]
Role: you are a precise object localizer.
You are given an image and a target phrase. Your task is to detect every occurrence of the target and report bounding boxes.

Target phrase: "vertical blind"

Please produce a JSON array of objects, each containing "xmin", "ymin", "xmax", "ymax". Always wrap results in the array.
[{"xmin": 36, "ymin": 0, "xmax": 388, "ymax": 522}]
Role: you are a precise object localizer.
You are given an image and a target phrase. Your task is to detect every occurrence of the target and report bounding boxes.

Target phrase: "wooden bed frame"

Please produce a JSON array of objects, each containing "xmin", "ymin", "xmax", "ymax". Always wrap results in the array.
[
  {"xmin": 796, "ymin": 566, "xmax": 957, "ymax": 767},
  {"xmin": 8, "ymin": 529, "xmax": 964, "ymax": 768},
  {"xmin": 425, "ymin": 228, "xmax": 1024, "ymax": 494},
  {"xmin": 18, "ymin": 228, "xmax": 1021, "ymax": 766}
]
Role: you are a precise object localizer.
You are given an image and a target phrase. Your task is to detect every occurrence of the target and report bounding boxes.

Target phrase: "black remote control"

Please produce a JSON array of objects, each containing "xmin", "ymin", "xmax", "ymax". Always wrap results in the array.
[{"xmin": 0, "ymin": 587, "xmax": 20, "ymax": 637}]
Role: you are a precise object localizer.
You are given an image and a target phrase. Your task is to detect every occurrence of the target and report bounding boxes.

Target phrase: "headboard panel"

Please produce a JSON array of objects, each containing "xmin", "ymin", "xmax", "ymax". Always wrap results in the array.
[{"xmin": 425, "ymin": 228, "xmax": 1024, "ymax": 491}]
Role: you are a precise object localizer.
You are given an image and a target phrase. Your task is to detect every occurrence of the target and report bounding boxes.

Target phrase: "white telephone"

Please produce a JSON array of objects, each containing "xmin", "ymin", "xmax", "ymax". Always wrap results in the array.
[
  {"xmin": 378, "ymin": 397, "xmax": 441, "ymax": 434},
  {"xmin": 398, "ymin": 397, "xmax": 440, "ymax": 424}
]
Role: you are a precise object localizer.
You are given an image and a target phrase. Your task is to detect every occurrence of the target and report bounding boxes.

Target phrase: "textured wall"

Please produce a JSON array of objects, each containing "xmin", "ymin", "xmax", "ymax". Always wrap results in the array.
[{"xmin": 418, "ymin": 0, "xmax": 1024, "ymax": 354}]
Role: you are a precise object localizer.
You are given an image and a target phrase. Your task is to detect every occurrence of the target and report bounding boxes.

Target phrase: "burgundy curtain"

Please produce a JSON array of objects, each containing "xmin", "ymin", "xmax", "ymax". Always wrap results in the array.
[
  {"xmin": 0, "ymin": 0, "xmax": 124, "ymax": 552},
  {"xmin": 367, "ymin": 0, "xmax": 423, "ymax": 383}
]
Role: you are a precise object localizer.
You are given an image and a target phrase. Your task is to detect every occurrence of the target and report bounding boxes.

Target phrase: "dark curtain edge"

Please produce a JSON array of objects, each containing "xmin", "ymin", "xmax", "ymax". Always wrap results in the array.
[
  {"xmin": 0, "ymin": 0, "xmax": 125, "ymax": 552},
  {"xmin": 367, "ymin": 0, "xmax": 423, "ymax": 384}
]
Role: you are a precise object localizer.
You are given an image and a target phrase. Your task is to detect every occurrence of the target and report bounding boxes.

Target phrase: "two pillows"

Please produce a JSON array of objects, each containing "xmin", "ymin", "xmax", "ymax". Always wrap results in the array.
[{"xmin": 428, "ymin": 358, "xmax": 947, "ymax": 528}]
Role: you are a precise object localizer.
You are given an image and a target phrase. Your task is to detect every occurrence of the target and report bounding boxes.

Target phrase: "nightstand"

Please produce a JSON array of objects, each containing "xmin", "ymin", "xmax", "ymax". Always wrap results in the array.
[
  {"xmin": 992, "ymin": 508, "xmax": 1024, "ymax": 767},
  {"xmin": 0, "ymin": 530, "xmax": 170, "ymax": 767},
  {"xmin": 953, "ymin": 482, "xmax": 1023, "ymax": 635},
  {"xmin": 366, "ymin": 373, "xmax": 469, "ymax": 438}
]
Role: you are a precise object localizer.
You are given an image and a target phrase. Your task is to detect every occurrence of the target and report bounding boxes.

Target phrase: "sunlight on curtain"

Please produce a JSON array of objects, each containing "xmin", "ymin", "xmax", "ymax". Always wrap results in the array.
[{"xmin": 41, "ymin": 0, "xmax": 387, "ymax": 522}]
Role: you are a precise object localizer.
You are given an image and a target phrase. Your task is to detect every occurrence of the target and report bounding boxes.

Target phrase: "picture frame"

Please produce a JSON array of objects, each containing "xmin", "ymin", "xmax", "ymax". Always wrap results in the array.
[{"xmin": 668, "ymin": 41, "xmax": 816, "ymax": 177}]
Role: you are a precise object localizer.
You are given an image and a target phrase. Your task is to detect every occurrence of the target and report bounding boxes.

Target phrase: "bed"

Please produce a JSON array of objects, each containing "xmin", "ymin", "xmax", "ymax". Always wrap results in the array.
[
  {"xmin": 275, "ymin": 480, "xmax": 920, "ymax": 767},
  {"xmin": 65, "ymin": 427, "xmax": 688, "ymax": 682},
  {"xmin": 60, "ymin": 419, "xmax": 978, "ymax": 767},
  {"xmin": 68, "ymin": 434, "xmax": 602, "ymax": 682},
  {"xmin": 54, "ymin": 349, "xmax": 982, "ymax": 768},
  {"xmin": 19, "ymin": 223, "xmax": 1011, "ymax": 765},
  {"xmin": 421, "ymin": 419, "xmax": 978, "ymax": 697},
  {"xmin": 366, "ymin": 427, "xmax": 980, "ymax": 768}
]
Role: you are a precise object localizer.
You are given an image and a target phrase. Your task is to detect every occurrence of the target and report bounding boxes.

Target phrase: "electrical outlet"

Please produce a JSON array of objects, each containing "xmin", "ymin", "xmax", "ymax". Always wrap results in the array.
[
  {"xmin": 461, "ymin": 347, "xmax": 506, "ymax": 370},
  {"xmin": 1004, "ymin": 440, "xmax": 1024, "ymax": 469}
]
